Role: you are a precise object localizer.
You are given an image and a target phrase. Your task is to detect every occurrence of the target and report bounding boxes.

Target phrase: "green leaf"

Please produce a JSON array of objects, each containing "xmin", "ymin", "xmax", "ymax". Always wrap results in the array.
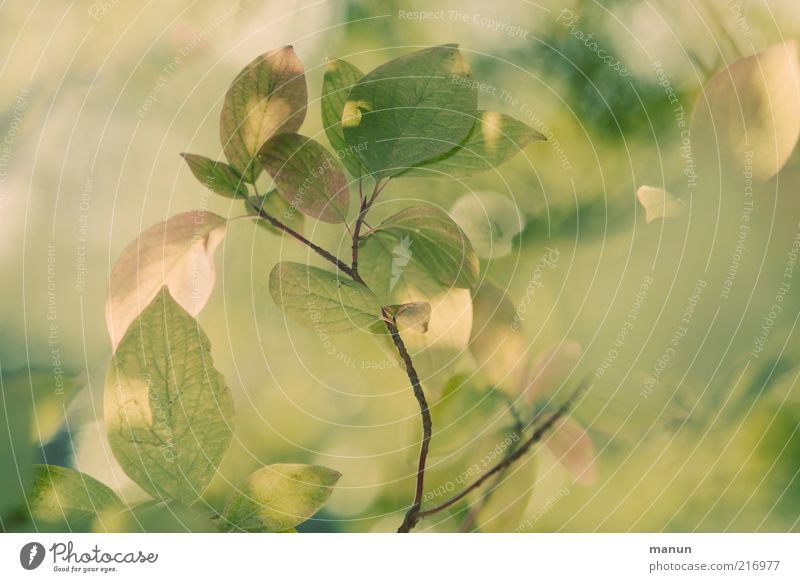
[
  {"xmin": 180, "ymin": 153, "xmax": 248, "ymax": 198},
  {"xmin": 269, "ymin": 262, "xmax": 381, "ymax": 333},
  {"xmin": 105, "ymin": 288, "xmax": 234, "ymax": 506},
  {"xmin": 220, "ymin": 464, "xmax": 340, "ymax": 532},
  {"xmin": 245, "ymin": 189, "xmax": 304, "ymax": 236},
  {"xmin": 405, "ymin": 111, "xmax": 544, "ymax": 177},
  {"xmin": 258, "ymin": 133, "xmax": 349, "ymax": 224},
  {"xmin": 105, "ymin": 211, "xmax": 227, "ymax": 350},
  {"xmin": 220, "ymin": 46, "xmax": 308, "ymax": 183},
  {"xmin": 321, "ymin": 58, "xmax": 365, "ymax": 177},
  {"xmin": 29, "ymin": 465, "xmax": 123, "ymax": 525},
  {"xmin": 366, "ymin": 204, "xmax": 479, "ymax": 288},
  {"xmin": 342, "ymin": 44, "xmax": 478, "ymax": 177}
]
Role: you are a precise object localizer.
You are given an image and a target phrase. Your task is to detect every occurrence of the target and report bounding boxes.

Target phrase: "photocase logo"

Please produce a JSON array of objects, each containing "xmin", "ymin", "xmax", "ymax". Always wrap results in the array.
[{"xmin": 20, "ymin": 542, "xmax": 46, "ymax": 570}]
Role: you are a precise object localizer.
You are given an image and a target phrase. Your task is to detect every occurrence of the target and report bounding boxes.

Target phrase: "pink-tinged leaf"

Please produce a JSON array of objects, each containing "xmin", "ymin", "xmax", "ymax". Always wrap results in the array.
[
  {"xmin": 636, "ymin": 186, "xmax": 685, "ymax": 223},
  {"xmin": 105, "ymin": 211, "xmax": 227, "ymax": 350},
  {"xmin": 543, "ymin": 417, "xmax": 596, "ymax": 485},
  {"xmin": 220, "ymin": 46, "xmax": 308, "ymax": 183},
  {"xmin": 692, "ymin": 42, "xmax": 800, "ymax": 182},
  {"xmin": 525, "ymin": 340, "xmax": 581, "ymax": 404}
]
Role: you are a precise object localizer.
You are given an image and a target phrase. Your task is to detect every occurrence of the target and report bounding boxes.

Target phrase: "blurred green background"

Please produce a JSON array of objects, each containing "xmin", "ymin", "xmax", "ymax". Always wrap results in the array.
[{"xmin": 2, "ymin": 0, "xmax": 800, "ymax": 532}]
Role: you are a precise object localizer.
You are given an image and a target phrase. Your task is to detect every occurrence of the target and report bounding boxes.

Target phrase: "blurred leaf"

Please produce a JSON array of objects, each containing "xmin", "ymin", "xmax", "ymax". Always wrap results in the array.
[
  {"xmin": 342, "ymin": 44, "xmax": 478, "ymax": 177},
  {"xmin": 220, "ymin": 46, "xmax": 308, "ymax": 183},
  {"xmin": 525, "ymin": 341, "xmax": 582, "ymax": 404},
  {"xmin": 258, "ymin": 133, "xmax": 349, "ymax": 224},
  {"xmin": 321, "ymin": 58, "xmax": 364, "ymax": 177},
  {"xmin": 469, "ymin": 281, "xmax": 530, "ymax": 396},
  {"xmin": 475, "ymin": 441, "xmax": 536, "ymax": 532},
  {"xmin": 636, "ymin": 185, "xmax": 685, "ymax": 223},
  {"xmin": 245, "ymin": 189, "xmax": 304, "ymax": 235},
  {"xmin": 96, "ymin": 501, "xmax": 215, "ymax": 533},
  {"xmin": 180, "ymin": 153, "xmax": 248, "ymax": 198},
  {"xmin": 385, "ymin": 301, "xmax": 431, "ymax": 333},
  {"xmin": 692, "ymin": 41, "xmax": 800, "ymax": 181},
  {"xmin": 220, "ymin": 464, "xmax": 340, "ymax": 532},
  {"xmin": 0, "ymin": 366, "xmax": 34, "ymax": 520},
  {"xmin": 29, "ymin": 465, "xmax": 122, "ymax": 526},
  {"xmin": 450, "ymin": 192, "xmax": 523, "ymax": 259},
  {"xmin": 26, "ymin": 365, "xmax": 85, "ymax": 443},
  {"xmin": 105, "ymin": 211, "xmax": 227, "ymax": 351},
  {"xmin": 542, "ymin": 417, "xmax": 596, "ymax": 485},
  {"xmin": 269, "ymin": 262, "xmax": 381, "ymax": 333},
  {"xmin": 405, "ymin": 111, "xmax": 544, "ymax": 177},
  {"xmin": 366, "ymin": 204, "xmax": 479, "ymax": 288},
  {"xmin": 105, "ymin": 288, "xmax": 234, "ymax": 506}
]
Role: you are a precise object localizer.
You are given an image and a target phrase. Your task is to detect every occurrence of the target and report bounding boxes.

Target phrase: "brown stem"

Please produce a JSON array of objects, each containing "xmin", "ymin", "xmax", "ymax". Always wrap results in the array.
[
  {"xmin": 383, "ymin": 313, "xmax": 432, "ymax": 533},
  {"xmin": 419, "ymin": 384, "xmax": 585, "ymax": 519},
  {"xmin": 247, "ymin": 197, "xmax": 355, "ymax": 278}
]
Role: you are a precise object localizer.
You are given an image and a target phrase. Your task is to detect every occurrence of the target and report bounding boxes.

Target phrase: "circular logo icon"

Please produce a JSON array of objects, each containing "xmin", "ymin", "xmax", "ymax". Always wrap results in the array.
[{"xmin": 20, "ymin": 542, "xmax": 46, "ymax": 570}]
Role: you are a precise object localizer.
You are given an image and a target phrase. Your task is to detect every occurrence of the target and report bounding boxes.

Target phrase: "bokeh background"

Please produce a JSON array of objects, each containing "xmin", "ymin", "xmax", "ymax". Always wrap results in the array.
[{"xmin": 2, "ymin": 0, "xmax": 800, "ymax": 532}]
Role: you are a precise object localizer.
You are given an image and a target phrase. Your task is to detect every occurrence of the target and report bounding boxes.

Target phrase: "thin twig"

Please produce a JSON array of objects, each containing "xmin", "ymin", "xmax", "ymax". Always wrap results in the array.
[
  {"xmin": 418, "ymin": 383, "xmax": 586, "ymax": 519},
  {"xmin": 459, "ymin": 401, "xmax": 525, "ymax": 532},
  {"xmin": 247, "ymin": 196, "xmax": 355, "ymax": 278},
  {"xmin": 382, "ymin": 312, "xmax": 432, "ymax": 533}
]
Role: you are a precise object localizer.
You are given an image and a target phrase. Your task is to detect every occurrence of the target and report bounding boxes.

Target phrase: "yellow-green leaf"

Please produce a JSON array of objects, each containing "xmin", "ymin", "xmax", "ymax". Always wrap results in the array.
[
  {"xmin": 269, "ymin": 262, "xmax": 382, "ymax": 333},
  {"xmin": 220, "ymin": 464, "xmax": 340, "ymax": 532},
  {"xmin": 105, "ymin": 288, "xmax": 234, "ymax": 506}
]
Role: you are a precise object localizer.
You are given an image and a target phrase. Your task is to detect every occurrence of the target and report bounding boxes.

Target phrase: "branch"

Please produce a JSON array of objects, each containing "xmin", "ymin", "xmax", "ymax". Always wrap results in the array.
[
  {"xmin": 418, "ymin": 383, "xmax": 586, "ymax": 519},
  {"xmin": 383, "ymin": 313, "xmax": 432, "ymax": 533},
  {"xmin": 459, "ymin": 401, "xmax": 525, "ymax": 532},
  {"xmin": 351, "ymin": 178, "xmax": 387, "ymax": 278},
  {"xmin": 247, "ymin": 196, "xmax": 355, "ymax": 278}
]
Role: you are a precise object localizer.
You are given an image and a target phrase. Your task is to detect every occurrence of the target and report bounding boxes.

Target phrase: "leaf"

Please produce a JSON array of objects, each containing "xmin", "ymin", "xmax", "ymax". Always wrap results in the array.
[
  {"xmin": 525, "ymin": 340, "xmax": 582, "ymax": 404},
  {"xmin": 220, "ymin": 46, "xmax": 308, "ymax": 183},
  {"xmin": 542, "ymin": 417, "xmax": 596, "ymax": 485},
  {"xmin": 245, "ymin": 190, "xmax": 305, "ymax": 236},
  {"xmin": 469, "ymin": 282, "xmax": 530, "ymax": 396},
  {"xmin": 321, "ymin": 58, "xmax": 365, "ymax": 177},
  {"xmin": 269, "ymin": 262, "xmax": 382, "ymax": 333},
  {"xmin": 29, "ymin": 465, "xmax": 123, "ymax": 525},
  {"xmin": 105, "ymin": 288, "xmax": 234, "ymax": 506},
  {"xmin": 258, "ymin": 133, "xmax": 349, "ymax": 224},
  {"xmin": 220, "ymin": 464, "xmax": 340, "ymax": 532},
  {"xmin": 366, "ymin": 204, "xmax": 479, "ymax": 288},
  {"xmin": 405, "ymin": 111, "xmax": 545, "ymax": 177},
  {"xmin": 450, "ymin": 191, "xmax": 523, "ymax": 260},
  {"xmin": 25, "ymin": 368, "xmax": 83, "ymax": 444},
  {"xmin": 385, "ymin": 301, "xmax": 432, "ymax": 333},
  {"xmin": 691, "ymin": 42, "xmax": 800, "ymax": 182},
  {"xmin": 105, "ymin": 211, "xmax": 227, "ymax": 351},
  {"xmin": 636, "ymin": 186, "xmax": 686, "ymax": 223},
  {"xmin": 180, "ymin": 153, "xmax": 248, "ymax": 198},
  {"xmin": 342, "ymin": 44, "xmax": 478, "ymax": 177},
  {"xmin": 475, "ymin": 442, "xmax": 537, "ymax": 532},
  {"xmin": 0, "ymin": 366, "xmax": 34, "ymax": 518}
]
